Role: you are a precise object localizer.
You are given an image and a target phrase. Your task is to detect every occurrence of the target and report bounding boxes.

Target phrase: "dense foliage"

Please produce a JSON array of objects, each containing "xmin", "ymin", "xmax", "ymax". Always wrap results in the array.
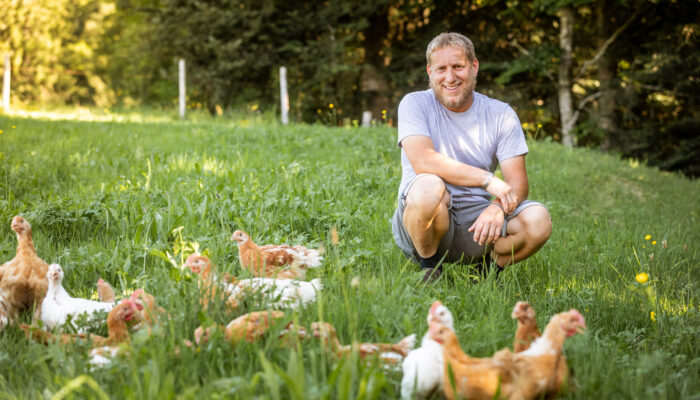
[{"xmin": 0, "ymin": 0, "xmax": 698, "ymax": 175}]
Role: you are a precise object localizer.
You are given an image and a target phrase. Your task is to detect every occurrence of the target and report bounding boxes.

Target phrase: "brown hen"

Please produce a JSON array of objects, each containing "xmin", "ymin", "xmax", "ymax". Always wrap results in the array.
[
  {"xmin": 512, "ymin": 301, "xmax": 541, "ymax": 353},
  {"xmin": 185, "ymin": 254, "xmax": 236, "ymax": 308},
  {"xmin": 230, "ymin": 230, "xmax": 322, "ymax": 279},
  {"xmin": 193, "ymin": 310, "xmax": 286, "ymax": 345},
  {"xmin": 312, "ymin": 321, "xmax": 416, "ymax": 366},
  {"xmin": 429, "ymin": 322, "xmax": 518, "ymax": 400},
  {"xmin": 497, "ymin": 309, "xmax": 586, "ymax": 399},
  {"xmin": 88, "ymin": 299, "xmax": 142, "ymax": 366},
  {"xmin": 0, "ymin": 216, "xmax": 49, "ymax": 329}
]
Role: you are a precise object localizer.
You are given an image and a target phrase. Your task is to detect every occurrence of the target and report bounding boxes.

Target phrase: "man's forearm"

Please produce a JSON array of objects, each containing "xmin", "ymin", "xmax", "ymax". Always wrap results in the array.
[{"xmin": 412, "ymin": 151, "xmax": 493, "ymax": 188}]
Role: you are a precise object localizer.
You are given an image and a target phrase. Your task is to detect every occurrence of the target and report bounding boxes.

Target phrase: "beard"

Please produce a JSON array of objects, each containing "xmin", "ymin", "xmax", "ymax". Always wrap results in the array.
[{"xmin": 430, "ymin": 69, "xmax": 477, "ymax": 111}]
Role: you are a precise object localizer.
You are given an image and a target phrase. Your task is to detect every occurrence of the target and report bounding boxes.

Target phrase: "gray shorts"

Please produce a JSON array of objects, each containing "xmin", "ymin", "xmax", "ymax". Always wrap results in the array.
[{"xmin": 391, "ymin": 174, "xmax": 545, "ymax": 265}]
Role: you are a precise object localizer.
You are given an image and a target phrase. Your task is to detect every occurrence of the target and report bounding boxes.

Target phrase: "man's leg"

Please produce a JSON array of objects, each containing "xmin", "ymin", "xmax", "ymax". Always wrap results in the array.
[
  {"xmin": 402, "ymin": 174, "xmax": 451, "ymax": 263},
  {"xmin": 492, "ymin": 205, "xmax": 551, "ymax": 267}
]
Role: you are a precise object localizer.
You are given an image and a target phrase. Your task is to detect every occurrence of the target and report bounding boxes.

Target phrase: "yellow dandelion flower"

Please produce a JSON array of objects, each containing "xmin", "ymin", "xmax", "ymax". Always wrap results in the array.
[
  {"xmin": 12, "ymin": 126, "xmax": 16, "ymax": 129},
  {"xmin": 317, "ymin": 109, "xmax": 322, "ymax": 114},
  {"xmin": 652, "ymin": 241, "xmax": 657, "ymax": 245},
  {"xmin": 382, "ymin": 109, "xmax": 386, "ymax": 114},
  {"xmin": 329, "ymin": 103, "xmax": 334, "ymax": 109},
  {"xmin": 650, "ymin": 311, "xmax": 656, "ymax": 322},
  {"xmin": 522, "ymin": 122, "xmax": 529, "ymax": 128},
  {"xmin": 644, "ymin": 235, "xmax": 652, "ymax": 240},
  {"xmin": 0, "ymin": 130, "xmax": 3, "ymax": 134},
  {"xmin": 635, "ymin": 272, "xmax": 649, "ymax": 284},
  {"xmin": 537, "ymin": 123, "xmax": 542, "ymax": 128}
]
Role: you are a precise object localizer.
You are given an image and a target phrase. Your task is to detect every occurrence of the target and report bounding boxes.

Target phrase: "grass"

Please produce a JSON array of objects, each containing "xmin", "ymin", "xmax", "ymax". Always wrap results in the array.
[{"xmin": 0, "ymin": 110, "xmax": 698, "ymax": 399}]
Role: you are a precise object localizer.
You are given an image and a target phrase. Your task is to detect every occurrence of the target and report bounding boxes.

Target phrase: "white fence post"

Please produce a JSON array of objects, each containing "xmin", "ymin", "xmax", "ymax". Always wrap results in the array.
[
  {"xmin": 361, "ymin": 111, "xmax": 372, "ymax": 127},
  {"xmin": 2, "ymin": 54, "xmax": 10, "ymax": 112},
  {"xmin": 279, "ymin": 66, "xmax": 289, "ymax": 125},
  {"xmin": 178, "ymin": 58, "xmax": 186, "ymax": 119}
]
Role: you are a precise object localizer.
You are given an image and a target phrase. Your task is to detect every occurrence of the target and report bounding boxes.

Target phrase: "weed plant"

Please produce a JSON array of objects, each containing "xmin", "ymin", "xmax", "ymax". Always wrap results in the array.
[{"xmin": 0, "ymin": 112, "xmax": 698, "ymax": 399}]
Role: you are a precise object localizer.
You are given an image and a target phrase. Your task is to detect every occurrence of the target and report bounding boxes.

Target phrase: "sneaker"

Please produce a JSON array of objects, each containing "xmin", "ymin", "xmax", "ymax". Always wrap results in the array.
[{"xmin": 422, "ymin": 267, "xmax": 442, "ymax": 283}]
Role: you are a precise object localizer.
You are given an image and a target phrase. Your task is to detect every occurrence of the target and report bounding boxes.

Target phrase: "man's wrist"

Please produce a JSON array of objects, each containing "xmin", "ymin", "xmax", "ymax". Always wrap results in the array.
[
  {"xmin": 489, "ymin": 201, "xmax": 505, "ymax": 215},
  {"xmin": 481, "ymin": 172, "xmax": 494, "ymax": 190}
]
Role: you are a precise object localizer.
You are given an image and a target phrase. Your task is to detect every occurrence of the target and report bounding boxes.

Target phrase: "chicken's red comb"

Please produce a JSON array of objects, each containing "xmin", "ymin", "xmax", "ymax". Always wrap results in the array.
[
  {"xmin": 121, "ymin": 296, "xmax": 144, "ymax": 310},
  {"xmin": 98, "ymin": 278, "xmax": 104, "ymax": 284},
  {"xmin": 130, "ymin": 289, "xmax": 144, "ymax": 299},
  {"xmin": 185, "ymin": 253, "xmax": 200, "ymax": 264},
  {"xmin": 569, "ymin": 309, "xmax": 586, "ymax": 326},
  {"xmin": 120, "ymin": 298, "xmax": 136, "ymax": 309},
  {"xmin": 429, "ymin": 300, "xmax": 443, "ymax": 316}
]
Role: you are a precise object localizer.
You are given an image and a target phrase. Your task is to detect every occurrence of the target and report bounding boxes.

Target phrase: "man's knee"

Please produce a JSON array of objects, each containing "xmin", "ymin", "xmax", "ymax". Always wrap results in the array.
[
  {"xmin": 521, "ymin": 205, "xmax": 552, "ymax": 245},
  {"xmin": 405, "ymin": 174, "xmax": 449, "ymax": 211}
]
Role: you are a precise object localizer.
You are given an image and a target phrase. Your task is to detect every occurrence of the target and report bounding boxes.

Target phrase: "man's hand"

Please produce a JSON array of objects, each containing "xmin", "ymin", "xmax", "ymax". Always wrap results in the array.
[
  {"xmin": 485, "ymin": 176, "xmax": 518, "ymax": 214},
  {"xmin": 468, "ymin": 204, "xmax": 505, "ymax": 246}
]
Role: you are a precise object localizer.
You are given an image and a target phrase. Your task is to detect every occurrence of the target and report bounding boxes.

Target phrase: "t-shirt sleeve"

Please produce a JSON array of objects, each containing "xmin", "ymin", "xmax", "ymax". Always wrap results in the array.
[
  {"xmin": 496, "ymin": 106, "xmax": 529, "ymax": 162},
  {"xmin": 397, "ymin": 93, "xmax": 431, "ymax": 147}
]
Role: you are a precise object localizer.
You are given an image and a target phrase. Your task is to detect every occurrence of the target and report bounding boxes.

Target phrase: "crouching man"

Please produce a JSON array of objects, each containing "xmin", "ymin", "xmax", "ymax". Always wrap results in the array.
[{"xmin": 391, "ymin": 32, "xmax": 552, "ymax": 282}]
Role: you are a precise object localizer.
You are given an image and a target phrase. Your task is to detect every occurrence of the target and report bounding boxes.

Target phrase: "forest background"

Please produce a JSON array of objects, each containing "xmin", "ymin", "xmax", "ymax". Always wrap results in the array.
[{"xmin": 1, "ymin": 0, "xmax": 698, "ymax": 176}]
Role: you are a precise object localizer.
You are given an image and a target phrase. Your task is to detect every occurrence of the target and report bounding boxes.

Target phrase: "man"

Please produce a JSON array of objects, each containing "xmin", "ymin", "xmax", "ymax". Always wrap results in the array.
[{"xmin": 391, "ymin": 32, "xmax": 552, "ymax": 282}]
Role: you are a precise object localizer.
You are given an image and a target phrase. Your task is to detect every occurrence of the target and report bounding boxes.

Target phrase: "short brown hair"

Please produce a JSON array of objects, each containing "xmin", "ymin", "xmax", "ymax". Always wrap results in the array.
[{"xmin": 426, "ymin": 32, "xmax": 476, "ymax": 65}]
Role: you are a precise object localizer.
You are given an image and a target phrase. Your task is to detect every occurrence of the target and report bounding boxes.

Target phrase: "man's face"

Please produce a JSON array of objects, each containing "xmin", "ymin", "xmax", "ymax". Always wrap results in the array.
[{"xmin": 427, "ymin": 46, "xmax": 479, "ymax": 112}]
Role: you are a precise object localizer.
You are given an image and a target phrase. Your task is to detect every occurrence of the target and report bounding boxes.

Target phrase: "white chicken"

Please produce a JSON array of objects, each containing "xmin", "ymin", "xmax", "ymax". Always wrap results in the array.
[
  {"xmin": 401, "ymin": 300, "xmax": 455, "ymax": 400},
  {"xmin": 40, "ymin": 264, "xmax": 114, "ymax": 332},
  {"xmin": 225, "ymin": 277, "xmax": 322, "ymax": 310}
]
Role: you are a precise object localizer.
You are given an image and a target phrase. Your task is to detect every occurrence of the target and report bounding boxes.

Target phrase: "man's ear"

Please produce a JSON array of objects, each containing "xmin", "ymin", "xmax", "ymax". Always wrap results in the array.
[
  {"xmin": 426, "ymin": 63, "xmax": 432, "ymax": 76},
  {"xmin": 472, "ymin": 58, "xmax": 479, "ymax": 74}
]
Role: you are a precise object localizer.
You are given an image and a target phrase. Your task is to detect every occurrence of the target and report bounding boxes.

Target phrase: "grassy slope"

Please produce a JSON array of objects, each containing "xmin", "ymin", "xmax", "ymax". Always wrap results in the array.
[{"xmin": 0, "ymin": 113, "xmax": 698, "ymax": 399}]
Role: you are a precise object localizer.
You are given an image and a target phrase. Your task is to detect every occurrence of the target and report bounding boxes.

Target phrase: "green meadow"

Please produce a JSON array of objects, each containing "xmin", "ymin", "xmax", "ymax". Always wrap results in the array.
[{"xmin": 0, "ymin": 111, "xmax": 698, "ymax": 399}]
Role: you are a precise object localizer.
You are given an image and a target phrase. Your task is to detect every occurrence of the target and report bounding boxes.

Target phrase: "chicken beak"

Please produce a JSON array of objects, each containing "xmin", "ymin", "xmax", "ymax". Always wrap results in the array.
[{"xmin": 576, "ymin": 325, "xmax": 587, "ymax": 334}]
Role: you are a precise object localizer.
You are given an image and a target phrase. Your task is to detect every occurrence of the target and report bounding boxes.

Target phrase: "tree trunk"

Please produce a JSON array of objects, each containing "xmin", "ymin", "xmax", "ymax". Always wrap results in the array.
[
  {"xmin": 361, "ymin": 7, "xmax": 392, "ymax": 120},
  {"xmin": 557, "ymin": 6, "xmax": 576, "ymax": 147},
  {"xmin": 596, "ymin": 0, "xmax": 617, "ymax": 151}
]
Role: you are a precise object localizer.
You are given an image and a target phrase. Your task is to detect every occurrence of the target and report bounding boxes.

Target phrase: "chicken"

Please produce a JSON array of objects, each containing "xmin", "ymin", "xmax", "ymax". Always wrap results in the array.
[
  {"xmin": 311, "ymin": 321, "xmax": 416, "ymax": 366},
  {"xmin": 498, "ymin": 309, "xmax": 586, "ymax": 399},
  {"xmin": 193, "ymin": 310, "xmax": 286, "ymax": 345},
  {"xmin": 97, "ymin": 278, "xmax": 116, "ymax": 303},
  {"xmin": 88, "ymin": 299, "xmax": 141, "ymax": 366},
  {"xmin": 428, "ymin": 322, "xmax": 517, "ymax": 400},
  {"xmin": 401, "ymin": 300, "xmax": 455, "ymax": 399},
  {"xmin": 230, "ymin": 230, "xmax": 322, "ymax": 279},
  {"xmin": 19, "ymin": 323, "xmax": 90, "ymax": 345},
  {"xmin": 512, "ymin": 301, "xmax": 540, "ymax": 353},
  {"xmin": 0, "ymin": 216, "xmax": 49, "ymax": 329},
  {"xmin": 185, "ymin": 254, "xmax": 236, "ymax": 307},
  {"xmin": 225, "ymin": 277, "xmax": 322, "ymax": 310},
  {"xmin": 40, "ymin": 263, "xmax": 114, "ymax": 332},
  {"xmin": 128, "ymin": 289, "xmax": 168, "ymax": 333}
]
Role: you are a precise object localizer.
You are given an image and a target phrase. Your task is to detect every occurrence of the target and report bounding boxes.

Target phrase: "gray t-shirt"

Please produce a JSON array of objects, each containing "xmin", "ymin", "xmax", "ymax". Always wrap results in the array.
[{"xmin": 397, "ymin": 89, "xmax": 528, "ymax": 204}]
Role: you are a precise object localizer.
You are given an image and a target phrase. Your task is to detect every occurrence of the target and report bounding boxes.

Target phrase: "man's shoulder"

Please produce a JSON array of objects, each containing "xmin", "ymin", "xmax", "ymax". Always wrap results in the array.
[
  {"xmin": 400, "ymin": 89, "xmax": 435, "ymax": 107},
  {"xmin": 475, "ymin": 92, "xmax": 512, "ymax": 114}
]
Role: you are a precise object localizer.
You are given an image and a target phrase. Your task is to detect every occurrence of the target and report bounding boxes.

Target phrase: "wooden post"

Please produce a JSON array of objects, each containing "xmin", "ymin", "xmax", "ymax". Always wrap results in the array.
[
  {"xmin": 178, "ymin": 58, "xmax": 186, "ymax": 119},
  {"xmin": 2, "ymin": 54, "xmax": 10, "ymax": 112},
  {"xmin": 361, "ymin": 111, "xmax": 372, "ymax": 127},
  {"xmin": 279, "ymin": 66, "xmax": 289, "ymax": 125}
]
